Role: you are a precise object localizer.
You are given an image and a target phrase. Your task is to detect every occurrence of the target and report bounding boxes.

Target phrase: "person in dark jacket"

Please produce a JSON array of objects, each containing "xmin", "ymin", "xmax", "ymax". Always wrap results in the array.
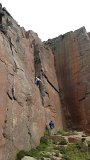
[{"xmin": 49, "ymin": 120, "xmax": 55, "ymax": 135}]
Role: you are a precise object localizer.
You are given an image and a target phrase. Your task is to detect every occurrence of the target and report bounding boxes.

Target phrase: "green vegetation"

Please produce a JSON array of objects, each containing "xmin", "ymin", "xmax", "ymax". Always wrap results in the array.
[
  {"xmin": 57, "ymin": 130, "xmax": 78, "ymax": 136},
  {"xmin": 16, "ymin": 131, "xmax": 89, "ymax": 160},
  {"xmin": 16, "ymin": 150, "xmax": 31, "ymax": 160},
  {"xmin": 59, "ymin": 136, "xmax": 67, "ymax": 145},
  {"xmin": 63, "ymin": 143, "xmax": 88, "ymax": 160},
  {"xmin": 16, "ymin": 135, "xmax": 55, "ymax": 160}
]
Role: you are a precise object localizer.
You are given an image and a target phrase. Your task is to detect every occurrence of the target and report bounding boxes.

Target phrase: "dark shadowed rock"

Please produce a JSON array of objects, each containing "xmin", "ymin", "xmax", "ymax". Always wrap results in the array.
[{"xmin": 46, "ymin": 26, "xmax": 90, "ymax": 132}]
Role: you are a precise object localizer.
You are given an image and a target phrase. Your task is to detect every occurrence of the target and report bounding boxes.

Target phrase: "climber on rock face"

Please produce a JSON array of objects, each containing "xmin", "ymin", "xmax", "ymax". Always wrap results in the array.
[
  {"xmin": 0, "ymin": 3, "xmax": 2, "ymax": 10},
  {"xmin": 0, "ymin": 3, "xmax": 5, "ymax": 22},
  {"xmin": 0, "ymin": 3, "xmax": 7, "ymax": 35},
  {"xmin": 35, "ymin": 76, "xmax": 42, "ymax": 87}
]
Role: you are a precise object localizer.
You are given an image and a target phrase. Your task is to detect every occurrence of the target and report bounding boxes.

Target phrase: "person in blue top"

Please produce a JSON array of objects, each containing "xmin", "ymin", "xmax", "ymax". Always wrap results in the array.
[{"xmin": 49, "ymin": 120, "xmax": 55, "ymax": 135}]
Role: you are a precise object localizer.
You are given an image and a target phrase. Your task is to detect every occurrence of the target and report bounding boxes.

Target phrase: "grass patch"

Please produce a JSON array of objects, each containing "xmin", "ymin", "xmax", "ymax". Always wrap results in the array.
[
  {"xmin": 16, "ymin": 133, "xmax": 88, "ymax": 160},
  {"xmin": 57, "ymin": 130, "xmax": 78, "ymax": 136},
  {"xmin": 64, "ymin": 143, "xmax": 88, "ymax": 160},
  {"xmin": 16, "ymin": 135, "xmax": 54, "ymax": 160},
  {"xmin": 16, "ymin": 150, "xmax": 31, "ymax": 160}
]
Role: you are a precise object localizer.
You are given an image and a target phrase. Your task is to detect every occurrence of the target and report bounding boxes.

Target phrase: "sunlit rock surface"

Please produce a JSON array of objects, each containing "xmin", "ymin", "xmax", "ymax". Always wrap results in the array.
[
  {"xmin": 0, "ymin": 5, "xmax": 63, "ymax": 160},
  {"xmin": 0, "ymin": 3, "xmax": 90, "ymax": 160}
]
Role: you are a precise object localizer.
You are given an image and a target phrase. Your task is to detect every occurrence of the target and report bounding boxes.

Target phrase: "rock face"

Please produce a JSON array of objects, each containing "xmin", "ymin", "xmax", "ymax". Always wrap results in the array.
[
  {"xmin": 0, "ymin": 5, "xmax": 63, "ymax": 160},
  {"xmin": 46, "ymin": 27, "xmax": 90, "ymax": 132},
  {"xmin": 0, "ymin": 4, "xmax": 90, "ymax": 160}
]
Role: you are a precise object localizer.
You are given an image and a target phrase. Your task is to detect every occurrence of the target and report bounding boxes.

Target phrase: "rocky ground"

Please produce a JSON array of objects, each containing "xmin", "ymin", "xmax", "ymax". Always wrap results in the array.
[{"xmin": 16, "ymin": 130, "xmax": 90, "ymax": 160}]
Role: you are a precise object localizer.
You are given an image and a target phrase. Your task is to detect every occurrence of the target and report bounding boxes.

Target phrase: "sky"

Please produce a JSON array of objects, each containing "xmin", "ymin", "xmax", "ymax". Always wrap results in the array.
[{"xmin": 0, "ymin": 0, "xmax": 90, "ymax": 41}]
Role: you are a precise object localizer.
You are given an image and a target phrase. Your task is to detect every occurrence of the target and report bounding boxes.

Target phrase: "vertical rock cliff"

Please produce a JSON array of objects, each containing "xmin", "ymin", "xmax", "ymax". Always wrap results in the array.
[
  {"xmin": 0, "ymin": 5, "xmax": 63, "ymax": 160},
  {"xmin": 0, "ymin": 3, "xmax": 90, "ymax": 160},
  {"xmin": 45, "ymin": 27, "xmax": 90, "ymax": 132}
]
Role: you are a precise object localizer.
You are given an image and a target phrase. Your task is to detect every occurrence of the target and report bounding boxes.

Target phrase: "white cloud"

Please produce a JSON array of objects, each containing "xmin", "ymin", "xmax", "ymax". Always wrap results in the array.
[{"xmin": 0, "ymin": 0, "xmax": 90, "ymax": 40}]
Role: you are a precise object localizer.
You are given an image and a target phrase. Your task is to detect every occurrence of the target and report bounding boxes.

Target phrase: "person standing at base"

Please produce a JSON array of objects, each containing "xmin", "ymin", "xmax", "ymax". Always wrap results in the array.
[{"xmin": 49, "ymin": 120, "xmax": 55, "ymax": 135}]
